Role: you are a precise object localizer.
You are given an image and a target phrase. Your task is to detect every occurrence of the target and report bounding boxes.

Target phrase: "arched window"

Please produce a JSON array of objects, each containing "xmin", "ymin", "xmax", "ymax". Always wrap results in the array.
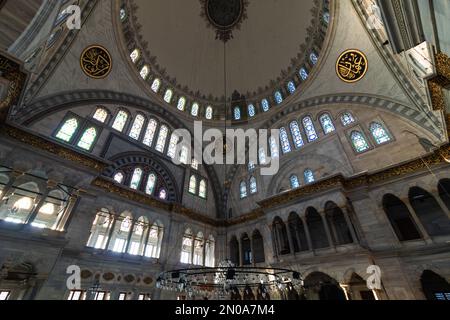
[
  {"xmin": 32, "ymin": 189, "xmax": 68, "ymax": 230},
  {"xmin": 145, "ymin": 173, "xmax": 157, "ymax": 195},
  {"xmin": 340, "ymin": 112, "xmax": 355, "ymax": 126},
  {"xmin": 130, "ymin": 49, "xmax": 140, "ymax": 63},
  {"xmin": 130, "ymin": 168, "xmax": 143, "ymax": 190},
  {"xmin": 159, "ymin": 188, "xmax": 167, "ymax": 200},
  {"xmin": 0, "ymin": 182, "xmax": 39, "ymax": 224},
  {"xmin": 306, "ymin": 207, "xmax": 329, "ymax": 249},
  {"xmin": 290, "ymin": 121, "xmax": 304, "ymax": 149},
  {"xmin": 112, "ymin": 110, "xmax": 129, "ymax": 132},
  {"xmin": 310, "ymin": 52, "xmax": 319, "ymax": 65},
  {"xmin": 304, "ymin": 169, "xmax": 315, "ymax": 184},
  {"xmin": 323, "ymin": 11, "xmax": 330, "ymax": 24},
  {"xmin": 77, "ymin": 127, "xmax": 97, "ymax": 151},
  {"xmin": 205, "ymin": 235, "xmax": 215, "ymax": 267},
  {"xmin": 370, "ymin": 122, "xmax": 391, "ymax": 145},
  {"xmin": 325, "ymin": 202, "xmax": 353, "ymax": 245},
  {"xmin": 248, "ymin": 104, "xmax": 256, "ymax": 117},
  {"xmin": 151, "ymin": 78, "xmax": 161, "ymax": 93},
  {"xmin": 167, "ymin": 133, "xmax": 179, "ymax": 159},
  {"xmin": 93, "ymin": 108, "xmax": 108, "ymax": 123},
  {"xmin": 205, "ymin": 106, "xmax": 213, "ymax": 120},
  {"xmin": 288, "ymin": 213, "xmax": 309, "ymax": 253},
  {"xmin": 249, "ymin": 176, "xmax": 257, "ymax": 194},
  {"xmin": 120, "ymin": 8, "xmax": 127, "ymax": 21},
  {"xmin": 177, "ymin": 97, "xmax": 186, "ymax": 111},
  {"xmin": 129, "ymin": 114, "xmax": 145, "ymax": 140},
  {"xmin": 191, "ymin": 103, "xmax": 199, "ymax": 117},
  {"xmin": 279, "ymin": 127, "xmax": 291, "ymax": 154},
  {"xmin": 189, "ymin": 175, "xmax": 197, "ymax": 194},
  {"xmin": 164, "ymin": 89, "xmax": 173, "ymax": 103},
  {"xmin": 234, "ymin": 107, "xmax": 241, "ymax": 120},
  {"xmin": 299, "ymin": 67, "xmax": 309, "ymax": 81},
  {"xmin": 108, "ymin": 212, "xmax": 133, "ymax": 253},
  {"xmin": 140, "ymin": 65, "xmax": 150, "ymax": 79},
  {"xmin": 302, "ymin": 116, "xmax": 318, "ymax": 142},
  {"xmin": 86, "ymin": 209, "xmax": 113, "ymax": 249},
  {"xmin": 193, "ymin": 232, "xmax": 204, "ymax": 265},
  {"xmin": 274, "ymin": 91, "xmax": 283, "ymax": 104},
  {"xmin": 113, "ymin": 172, "xmax": 124, "ymax": 184},
  {"xmin": 56, "ymin": 118, "xmax": 78, "ymax": 142},
  {"xmin": 230, "ymin": 236, "xmax": 240, "ymax": 265},
  {"xmin": 272, "ymin": 217, "xmax": 290, "ymax": 255},
  {"xmin": 261, "ymin": 99, "xmax": 270, "ymax": 112},
  {"xmin": 409, "ymin": 187, "xmax": 450, "ymax": 237},
  {"xmin": 350, "ymin": 131, "xmax": 370, "ymax": 153},
  {"xmin": 240, "ymin": 181, "xmax": 248, "ymax": 199},
  {"xmin": 252, "ymin": 230, "xmax": 265, "ymax": 263},
  {"xmin": 145, "ymin": 222, "xmax": 163, "ymax": 258},
  {"xmin": 241, "ymin": 233, "xmax": 252, "ymax": 265},
  {"xmin": 259, "ymin": 147, "xmax": 267, "ymax": 165},
  {"xmin": 128, "ymin": 216, "xmax": 149, "ymax": 256},
  {"xmin": 383, "ymin": 194, "xmax": 421, "ymax": 241},
  {"xmin": 290, "ymin": 175, "xmax": 300, "ymax": 189},
  {"xmin": 248, "ymin": 161, "xmax": 256, "ymax": 172},
  {"xmin": 179, "ymin": 146, "xmax": 189, "ymax": 164},
  {"xmin": 155, "ymin": 125, "xmax": 168, "ymax": 153},
  {"xmin": 180, "ymin": 229, "xmax": 193, "ymax": 264},
  {"xmin": 199, "ymin": 179, "xmax": 207, "ymax": 199},
  {"xmin": 319, "ymin": 114, "xmax": 336, "ymax": 134},
  {"xmin": 269, "ymin": 136, "xmax": 280, "ymax": 159},
  {"xmin": 287, "ymin": 81, "xmax": 296, "ymax": 94},
  {"xmin": 143, "ymin": 118, "xmax": 158, "ymax": 147}
]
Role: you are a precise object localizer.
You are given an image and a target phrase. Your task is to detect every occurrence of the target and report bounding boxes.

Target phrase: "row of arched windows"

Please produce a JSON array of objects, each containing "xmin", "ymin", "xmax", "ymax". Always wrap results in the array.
[
  {"xmin": 113, "ymin": 168, "xmax": 168, "ymax": 200},
  {"xmin": 290, "ymin": 170, "xmax": 316, "ymax": 189},
  {"xmin": 382, "ymin": 181, "xmax": 450, "ymax": 241},
  {"xmin": 188, "ymin": 175, "xmax": 207, "ymax": 199},
  {"xmin": 229, "ymin": 230, "xmax": 265, "ymax": 266},
  {"xmin": 180, "ymin": 229, "xmax": 215, "ymax": 267},
  {"xmin": 86, "ymin": 209, "xmax": 164, "ymax": 259}
]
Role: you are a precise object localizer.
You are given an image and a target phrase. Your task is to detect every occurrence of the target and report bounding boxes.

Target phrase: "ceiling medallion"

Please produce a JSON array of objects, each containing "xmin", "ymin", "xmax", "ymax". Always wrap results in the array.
[
  {"xmin": 200, "ymin": 0, "xmax": 249, "ymax": 42},
  {"xmin": 80, "ymin": 45, "xmax": 112, "ymax": 79},
  {"xmin": 336, "ymin": 49, "xmax": 368, "ymax": 83}
]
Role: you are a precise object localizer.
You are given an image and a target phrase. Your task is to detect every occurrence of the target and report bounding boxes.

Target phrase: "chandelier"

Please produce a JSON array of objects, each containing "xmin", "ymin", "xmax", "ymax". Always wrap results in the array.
[{"xmin": 156, "ymin": 260, "xmax": 305, "ymax": 300}]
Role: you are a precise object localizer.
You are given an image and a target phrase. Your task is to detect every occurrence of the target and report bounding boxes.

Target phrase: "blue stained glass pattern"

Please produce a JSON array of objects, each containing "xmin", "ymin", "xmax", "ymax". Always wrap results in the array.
[
  {"xmin": 261, "ymin": 99, "xmax": 270, "ymax": 112},
  {"xmin": 290, "ymin": 175, "xmax": 300, "ymax": 189},
  {"xmin": 287, "ymin": 81, "xmax": 296, "ymax": 94},
  {"xmin": 304, "ymin": 169, "xmax": 315, "ymax": 184},
  {"xmin": 248, "ymin": 104, "xmax": 256, "ymax": 117},
  {"xmin": 351, "ymin": 131, "xmax": 370, "ymax": 153},
  {"xmin": 310, "ymin": 52, "xmax": 319, "ymax": 65},
  {"xmin": 290, "ymin": 121, "xmax": 304, "ymax": 149},
  {"xmin": 370, "ymin": 122, "xmax": 391, "ymax": 145},
  {"xmin": 320, "ymin": 114, "xmax": 336, "ymax": 135},
  {"xmin": 341, "ymin": 112, "xmax": 355, "ymax": 126},
  {"xmin": 279, "ymin": 127, "xmax": 292, "ymax": 154},
  {"xmin": 302, "ymin": 116, "xmax": 318, "ymax": 142},
  {"xmin": 274, "ymin": 91, "xmax": 283, "ymax": 105},
  {"xmin": 299, "ymin": 68, "xmax": 309, "ymax": 81},
  {"xmin": 234, "ymin": 107, "xmax": 241, "ymax": 120}
]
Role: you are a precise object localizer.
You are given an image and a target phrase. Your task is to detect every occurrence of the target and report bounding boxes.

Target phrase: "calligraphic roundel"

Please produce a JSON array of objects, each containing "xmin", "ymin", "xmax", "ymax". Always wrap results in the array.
[
  {"xmin": 80, "ymin": 45, "xmax": 113, "ymax": 79},
  {"xmin": 336, "ymin": 49, "xmax": 368, "ymax": 83}
]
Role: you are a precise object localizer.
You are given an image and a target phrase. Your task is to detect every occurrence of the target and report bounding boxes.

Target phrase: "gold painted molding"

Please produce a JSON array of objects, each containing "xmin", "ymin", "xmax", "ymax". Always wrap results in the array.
[
  {"xmin": 0, "ymin": 53, "xmax": 27, "ymax": 121},
  {"xmin": 428, "ymin": 52, "xmax": 450, "ymax": 111}
]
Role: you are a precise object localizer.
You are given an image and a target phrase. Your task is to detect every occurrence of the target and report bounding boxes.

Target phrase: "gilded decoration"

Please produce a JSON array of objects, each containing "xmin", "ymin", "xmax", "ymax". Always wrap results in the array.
[
  {"xmin": 0, "ymin": 54, "xmax": 27, "ymax": 121},
  {"xmin": 428, "ymin": 53, "xmax": 450, "ymax": 111},
  {"xmin": 336, "ymin": 49, "xmax": 368, "ymax": 83},
  {"xmin": 80, "ymin": 45, "xmax": 112, "ymax": 79}
]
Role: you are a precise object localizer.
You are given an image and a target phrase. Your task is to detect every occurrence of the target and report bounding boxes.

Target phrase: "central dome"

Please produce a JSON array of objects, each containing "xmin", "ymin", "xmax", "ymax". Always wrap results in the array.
[{"xmin": 128, "ymin": 0, "xmax": 325, "ymax": 102}]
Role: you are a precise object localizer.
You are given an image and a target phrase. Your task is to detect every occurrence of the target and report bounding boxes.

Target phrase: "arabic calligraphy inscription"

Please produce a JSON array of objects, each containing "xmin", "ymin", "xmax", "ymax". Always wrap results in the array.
[
  {"xmin": 336, "ymin": 49, "xmax": 368, "ymax": 83},
  {"xmin": 80, "ymin": 45, "xmax": 112, "ymax": 79}
]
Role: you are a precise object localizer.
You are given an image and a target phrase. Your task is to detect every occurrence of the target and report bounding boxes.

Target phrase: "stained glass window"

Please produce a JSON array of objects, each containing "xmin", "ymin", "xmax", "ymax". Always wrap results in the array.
[
  {"xmin": 341, "ymin": 112, "xmax": 355, "ymax": 126},
  {"xmin": 130, "ymin": 49, "xmax": 140, "ymax": 63},
  {"xmin": 234, "ymin": 107, "xmax": 241, "ymax": 120},
  {"xmin": 177, "ymin": 97, "xmax": 186, "ymax": 111},
  {"xmin": 191, "ymin": 103, "xmax": 199, "ymax": 117},
  {"xmin": 93, "ymin": 108, "xmax": 108, "ymax": 123},
  {"xmin": 143, "ymin": 119, "xmax": 158, "ymax": 147},
  {"xmin": 145, "ymin": 173, "xmax": 157, "ymax": 195},
  {"xmin": 151, "ymin": 78, "xmax": 161, "ymax": 93},
  {"xmin": 180, "ymin": 146, "xmax": 189, "ymax": 165},
  {"xmin": 248, "ymin": 104, "xmax": 256, "ymax": 117},
  {"xmin": 248, "ymin": 161, "xmax": 255, "ymax": 172},
  {"xmin": 159, "ymin": 189, "xmax": 167, "ymax": 200},
  {"xmin": 287, "ymin": 81, "xmax": 296, "ymax": 94},
  {"xmin": 351, "ymin": 131, "xmax": 370, "ymax": 153},
  {"xmin": 240, "ymin": 181, "xmax": 247, "ymax": 199},
  {"xmin": 275, "ymin": 91, "xmax": 283, "ymax": 105},
  {"xmin": 140, "ymin": 65, "xmax": 150, "ymax": 79},
  {"xmin": 290, "ymin": 175, "xmax": 300, "ymax": 189},
  {"xmin": 310, "ymin": 52, "xmax": 319, "ymax": 65},
  {"xmin": 167, "ymin": 133, "xmax": 179, "ymax": 159},
  {"xmin": 290, "ymin": 121, "xmax": 304, "ymax": 149},
  {"xmin": 120, "ymin": 8, "xmax": 127, "ymax": 21},
  {"xmin": 323, "ymin": 11, "xmax": 330, "ymax": 24},
  {"xmin": 164, "ymin": 89, "xmax": 173, "ymax": 103},
  {"xmin": 130, "ymin": 168, "xmax": 143, "ymax": 190},
  {"xmin": 155, "ymin": 125, "xmax": 168, "ymax": 153},
  {"xmin": 199, "ymin": 180, "xmax": 207, "ymax": 199},
  {"xmin": 261, "ymin": 99, "xmax": 270, "ymax": 112},
  {"xmin": 56, "ymin": 118, "xmax": 78, "ymax": 142},
  {"xmin": 129, "ymin": 114, "xmax": 145, "ymax": 140},
  {"xmin": 112, "ymin": 110, "xmax": 128, "ymax": 132},
  {"xmin": 249, "ymin": 176, "xmax": 257, "ymax": 194},
  {"xmin": 269, "ymin": 136, "xmax": 279, "ymax": 159},
  {"xmin": 302, "ymin": 116, "xmax": 318, "ymax": 142},
  {"xmin": 299, "ymin": 67, "xmax": 309, "ymax": 81},
  {"xmin": 191, "ymin": 158, "xmax": 199, "ymax": 170},
  {"xmin": 77, "ymin": 127, "xmax": 97, "ymax": 150},
  {"xmin": 189, "ymin": 175, "xmax": 197, "ymax": 194},
  {"xmin": 280, "ymin": 127, "xmax": 292, "ymax": 154},
  {"xmin": 259, "ymin": 148, "xmax": 267, "ymax": 165},
  {"xmin": 320, "ymin": 113, "xmax": 336, "ymax": 135},
  {"xmin": 370, "ymin": 122, "xmax": 391, "ymax": 145},
  {"xmin": 205, "ymin": 106, "xmax": 213, "ymax": 120},
  {"xmin": 113, "ymin": 172, "xmax": 124, "ymax": 184},
  {"xmin": 304, "ymin": 169, "xmax": 315, "ymax": 184}
]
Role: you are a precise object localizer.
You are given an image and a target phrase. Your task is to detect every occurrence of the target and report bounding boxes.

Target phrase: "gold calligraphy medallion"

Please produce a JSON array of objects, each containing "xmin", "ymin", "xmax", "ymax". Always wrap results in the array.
[
  {"xmin": 336, "ymin": 49, "xmax": 368, "ymax": 83},
  {"xmin": 80, "ymin": 45, "xmax": 112, "ymax": 79}
]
